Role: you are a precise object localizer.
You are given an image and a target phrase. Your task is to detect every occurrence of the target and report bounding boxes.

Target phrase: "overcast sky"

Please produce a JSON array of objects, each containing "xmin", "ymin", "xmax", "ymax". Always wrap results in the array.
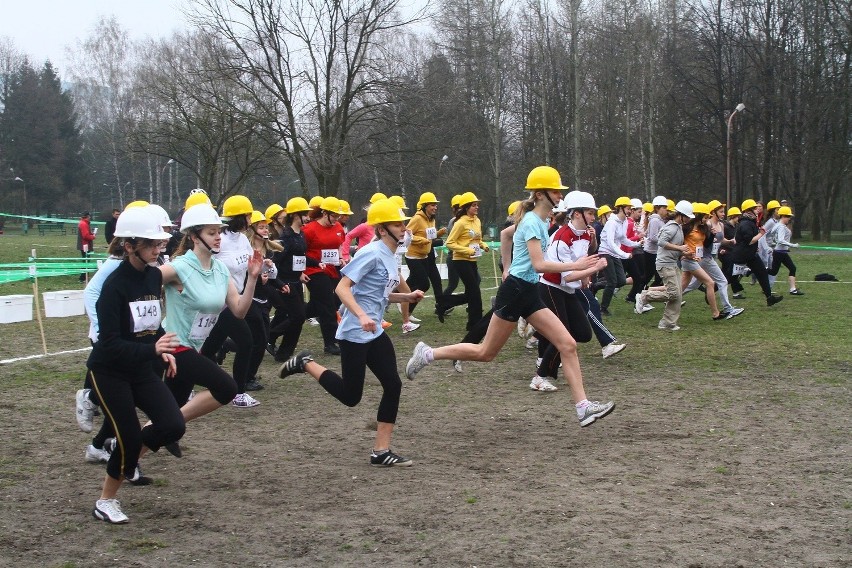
[{"xmin": 0, "ymin": 0, "xmax": 190, "ymax": 73}]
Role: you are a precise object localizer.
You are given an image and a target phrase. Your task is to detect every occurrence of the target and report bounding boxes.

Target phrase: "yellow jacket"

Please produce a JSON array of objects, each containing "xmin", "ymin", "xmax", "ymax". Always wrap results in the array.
[
  {"xmin": 446, "ymin": 215, "xmax": 488, "ymax": 261},
  {"xmin": 405, "ymin": 210, "xmax": 446, "ymax": 259}
]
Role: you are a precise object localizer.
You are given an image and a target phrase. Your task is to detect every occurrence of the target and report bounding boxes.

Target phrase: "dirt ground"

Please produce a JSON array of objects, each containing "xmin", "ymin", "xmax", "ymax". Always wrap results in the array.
[{"xmin": 0, "ymin": 312, "xmax": 849, "ymax": 568}]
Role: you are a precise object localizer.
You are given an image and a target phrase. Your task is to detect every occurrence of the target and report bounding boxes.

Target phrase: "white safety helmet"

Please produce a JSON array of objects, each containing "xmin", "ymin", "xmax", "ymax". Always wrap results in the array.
[
  {"xmin": 630, "ymin": 198, "xmax": 643, "ymax": 210},
  {"xmin": 114, "ymin": 206, "xmax": 172, "ymax": 240},
  {"xmin": 146, "ymin": 204, "xmax": 173, "ymax": 227},
  {"xmin": 674, "ymin": 200, "xmax": 695, "ymax": 219},
  {"xmin": 552, "ymin": 199, "xmax": 569, "ymax": 213},
  {"xmin": 556, "ymin": 191, "xmax": 597, "ymax": 213},
  {"xmin": 652, "ymin": 195, "xmax": 668, "ymax": 207},
  {"xmin": 180, "ymin": 203, "xmax": 226, "ymax": 234}
]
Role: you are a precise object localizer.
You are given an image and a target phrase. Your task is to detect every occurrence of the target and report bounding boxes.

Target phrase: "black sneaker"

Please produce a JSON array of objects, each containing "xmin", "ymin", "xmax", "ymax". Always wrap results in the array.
[
  {"xmin": 127, "ymin": 466, "xmax": 153, "ymax": 486},
  {"xmin": 601, "ymin": 308, "xmax": 611, "ymax": 316},
  {"xmin": 265, "ymin": 343, "xmax": 276, "ymax": 356},
  {"xmin": 245, "ymin": 378, "xmax": 264, "ymax": 391},
  {"xmin": 789, "ymin": 289, "xmax": 805, "ymax": 296},
  {"xmin": 732, "ymin": 292, "xmax": 746, "ymax": 299},
  {"xmin": 435, "ymin": 306, "xmax": 446, "ymax": 323},
  {"xmin": 323, "ymin": 343, "xmax": 341, "ymax": 355},
  {"xmin": 767, "ymin": 294, "xmax": 784, "ymax": 306},
  {"xmin": 164, "ymin": 442, "xmax": 182, "ymax": 458},
  {"xmin": 279, "ymin": 350, "xmax": 314, "ymax": 378},
  {"xmin": 370, "ymin": 449, "xmax": 413, "ymax": 467}
]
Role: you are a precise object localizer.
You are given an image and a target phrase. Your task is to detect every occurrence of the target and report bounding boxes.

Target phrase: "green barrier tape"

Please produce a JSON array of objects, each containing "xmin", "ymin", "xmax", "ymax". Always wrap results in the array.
[
  {"xmin": 0, "ymin": 212, "xmax": 105, "ymax": 225},
  {"xmin": 799, "ymin": 245, "xmax": 852, "ymax": 252}
]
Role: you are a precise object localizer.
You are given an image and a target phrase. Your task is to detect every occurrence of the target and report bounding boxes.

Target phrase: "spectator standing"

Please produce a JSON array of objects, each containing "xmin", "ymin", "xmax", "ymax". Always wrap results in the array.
[{"xmin": 77, "ymin": 211, "xmax": 96, "ymax": 282}]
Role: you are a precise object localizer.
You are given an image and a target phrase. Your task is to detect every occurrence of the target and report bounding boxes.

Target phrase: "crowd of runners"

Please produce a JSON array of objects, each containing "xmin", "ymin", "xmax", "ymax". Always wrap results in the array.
[{"xmin": 74, "ymin": 166, "xmax": 802, "ymax": 524}]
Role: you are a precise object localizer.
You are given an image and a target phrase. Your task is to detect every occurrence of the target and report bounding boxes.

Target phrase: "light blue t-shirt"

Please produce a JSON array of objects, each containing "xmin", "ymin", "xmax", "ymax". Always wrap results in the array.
[
  {"xmin": 509, "ymin": 211, "xmax": 549, "ymax": 283},
  {"xmin": 163, "ymin": 249, "xmax": 230, "ymax": 350},
  {"xmin": 336, "ymin": 240, "xmax": 399, "ymax": 344}
]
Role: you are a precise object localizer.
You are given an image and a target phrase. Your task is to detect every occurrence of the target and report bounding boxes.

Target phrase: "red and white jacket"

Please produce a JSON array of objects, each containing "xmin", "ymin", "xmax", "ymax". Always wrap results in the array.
[{"xmin": 540, "ymin": 224, "xmax": 592, "ymax": 292}]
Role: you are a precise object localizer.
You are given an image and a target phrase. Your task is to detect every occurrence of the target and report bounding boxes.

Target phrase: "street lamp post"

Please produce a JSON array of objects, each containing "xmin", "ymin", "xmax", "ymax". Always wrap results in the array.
[
  {"xmin": 14, "ymin": 177, "xmax": 25, "ymax": 214},
  {"xmin": 726, "ymin": 103, "xmax": 746, "ymax": 209},
  {"xmin": 158, "ymin": 159, "xmax": 175, "ymax": 203}
]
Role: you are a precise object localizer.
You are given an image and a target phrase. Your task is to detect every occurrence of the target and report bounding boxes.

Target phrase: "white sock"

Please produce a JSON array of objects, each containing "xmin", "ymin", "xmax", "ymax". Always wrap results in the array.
[
  {"xmin": 575, "ymin": 399, "xmax": 590, "ymax": 417},
  {"xmin": 424, "ymin": 347, "xmax": 434, "ymax": 363}
]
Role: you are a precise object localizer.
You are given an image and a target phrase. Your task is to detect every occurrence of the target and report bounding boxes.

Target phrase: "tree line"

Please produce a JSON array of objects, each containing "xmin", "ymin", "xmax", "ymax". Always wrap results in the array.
[{"xmin": 0, "ymin": 0, "xmax": 848, "ymax": 239}]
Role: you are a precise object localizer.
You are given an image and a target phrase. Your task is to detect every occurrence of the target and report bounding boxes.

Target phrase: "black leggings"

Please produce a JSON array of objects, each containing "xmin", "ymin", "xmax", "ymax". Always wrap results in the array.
[
  {"xmin": 405, "ymin": 254, "xmax": 442, "ymax": 314},
  {"xmin": 443, "ymin": 258, "xmax": 461, "ymax": 295},
  {"xmin": 89, "ymin": 368, "xmax": 185, "ymax": 480},
  {"xmin": 269, "ymin": 283, "xmax": 306, "ymax": 358},
  {"xmin": 623, "ymin": 254, "xmax": 645, "ymax": 300},
  {"xmin": 742, "ymin": 256, "xmax": 773, "ymax": 298},
  {"xmin": 201, "ymin": 308, "xmax": 252, "ymax": 393},
  {"xmin": 438, "ymin": 260, "xmax": 482, "ymax": 330},
  {"xmin": 643, "ymin": 251, "xmax": 662, "ymax": 287},
  {"xmin": 245, "ymin": 301, "xmax": 270, "ymax": 381},
  {"xmin": 306, "ymin": 273, "xmax": 339, "ymax": 347},
  {"xmin": 317, "ymin": 333, "xmax": 402, "ymax": 424},
  {"xmin": 720, "ymin": 253, "xmax": 744, "ymax": 293},
  {"xmin": 535, "ymin": 284, "xmax": 592, "ymax": 380},
  {"xmin": 600, "ymin": 255, "xmax": 626, "ymax": 310},
  {"xmin": 167, "ymin": 349, "xmax": 238, "ymax": 406},
  {"xmin": 769, "ymin": 251, "xmax": 796, "ymax": 277}
]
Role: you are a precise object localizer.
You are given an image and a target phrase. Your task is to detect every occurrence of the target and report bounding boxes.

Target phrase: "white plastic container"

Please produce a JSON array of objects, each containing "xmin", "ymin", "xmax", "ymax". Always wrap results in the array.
[
  {"xmin": 436, "ymin": 263, "xmax": 449, "ymax": 280},
  {"xmin": 0, "ymin": 294, "xmax": 34, "ymax": 323},
  {"xmin": 43, "ymin": 290, "xmax": 85, "ymax": 317}
]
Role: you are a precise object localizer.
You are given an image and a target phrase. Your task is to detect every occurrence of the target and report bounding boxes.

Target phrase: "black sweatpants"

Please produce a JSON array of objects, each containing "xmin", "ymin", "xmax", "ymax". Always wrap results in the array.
[
  {"xmin": 443, "ymin": 258, "xmax": 461, "ymax": 295},
  {"xmin": 438, "ymin": 260, "xmax": 482, "ymax": 330},
  {"xmin": 245, "ymin": 301, "xmax": 270, "ymax": 381},
  {"xmin": 405, "ymin": 253, "xmax": 442, "ymax": 315},
  {"xmin": 624, "ymin": 254, "xmax": 646, "ymax": 301},
  {"xmin": 600, "ymin": 254, "xmax": 627, "ymax": 310},
  {"xmin": 643, "ymin": 251, "xmax": 662, "ymax": 287},
  {"xmin": 201, "ymin": 308, "xmax": 252, "ymax": 393},
  {"xmin": 89, "ymin": 368, "xmax": 185, "ymax": 480},
  {"xmin": 270, "ymin": 283, "xmax": 307, "ymax": 359},
  {"xmin": 305, "ymin": 272, "xmax": 339, "ymax": 347},
  {"xmin": 535, "ymin": 284, "xmax": 592, "ymax": 380},
  {"xmin": 166, "ymin": 349, "xmax": 238, "ymax": 406},
  {"xmin": 719, "ymin": 253, "xmax": 744, "ymax": 293},
  {"xmin": 317, "ymin": 333, "xmax": 402, "ymax": 424}
]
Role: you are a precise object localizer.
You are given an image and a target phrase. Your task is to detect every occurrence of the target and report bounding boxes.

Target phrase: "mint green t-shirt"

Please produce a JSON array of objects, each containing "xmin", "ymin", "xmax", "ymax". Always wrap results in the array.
[{"xmin": 164, "ymin": 249, "xmax": 230, "ymax": 350}]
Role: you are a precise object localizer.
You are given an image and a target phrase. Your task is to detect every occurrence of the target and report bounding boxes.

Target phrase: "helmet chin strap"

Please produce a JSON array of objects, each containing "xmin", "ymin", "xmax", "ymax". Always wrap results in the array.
[
  {"xmin": 195, "ymin": 231, "xmax": 220, "ymax": 254},
  {"xmin": 543, "ymin": 191, "xmax": 557, "ymax": 208},
  {"xmin": 382, "ymin": 224, "xmax": 404, "ymax": 246}
]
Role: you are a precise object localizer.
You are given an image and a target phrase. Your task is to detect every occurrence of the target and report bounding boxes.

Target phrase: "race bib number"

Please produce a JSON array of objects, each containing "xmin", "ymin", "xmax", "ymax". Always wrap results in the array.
[
  {"xmin": 129, "ymin": 300, "xmax": 161, "ymax": 333},
  {"xmin": 292, "ymin": 255, "xmax": 306, "ymax": 272},
  {"xmin": 189, "ymin": 312, "xmax": 219, "ymax": 341},
  {"xmin": 733, "ymin": 264, "xmax": 748, "ymax": 276},
  {"xmin": 711, "ymin": 242, "xmax": 720, "ymax": 255},
  {"xmin": 471, "ymin": 244, "xmax": 483, "ymax": 258},
  {"xmin": 383, "ymin": 276, "xmax": 400, "ymax": 299},
  {"xmin": 321, "ymin": 249, "xmax": 340, "ymax": 266},
  {"xmin": 425, "ymin": 227, "xmax": 437, "ymax": 239},
  {"xmin": 395, "ymin": 243, "xmax": 408, "ymax": 256},
  {"xmin": 694, "ymin": 246, "xmax": 703, "ymax": 259}
]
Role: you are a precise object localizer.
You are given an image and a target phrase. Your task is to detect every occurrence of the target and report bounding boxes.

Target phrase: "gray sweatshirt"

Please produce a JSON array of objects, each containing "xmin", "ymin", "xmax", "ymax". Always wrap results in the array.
[
  {"xmin": 643, "ymin": 213, "xmax": 665, "ymax": 254},
  {"xmin": 772, "ymin": 223, "xmax": 796, "ymax": 251},
  {"xmin": 655, "ymin": 220, "xmax": 684, "ymax": 269}
]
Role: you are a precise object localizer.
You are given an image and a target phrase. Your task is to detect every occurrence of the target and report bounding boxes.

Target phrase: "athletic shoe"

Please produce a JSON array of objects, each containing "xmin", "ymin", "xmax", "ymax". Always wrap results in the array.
[
  {"xmin": 381, "ymin": 320, "xmax": 393, "ymax": 329},
  {"xmin": 370, "ymin": 449, "xmax": 413, "ymax": 467},
  {"xmin": 535, "ymin": 357, "xmax": 542, "ymax": 368},
  {"xmin": 76, "ymin": 389, "xmax": 96, "ymax": 433},
  {"xmin": 634, "ymin": 296, "xmax": 645, "ymax": 315},
  {"xmin": 767, "ymin": 294, "xmax": 784, "ymax": 306},
  {"xmin": 435, "ymin": 306, "xmax": 446, "ymax": 323},
  {"xmin": 104, "ymin": 438, "xmax": 116, "ymax": 454},
  {"xmin": 732, "ymin": 292, "xmax": 746, "ymax": 299},
  {"xmin": 453, "ymin": 360, "xmax": 463, "ymax": 373},
  {"xmin": 164, "ymin": 442, "xmax": 182, "ymax": 458},
  {"xmin": 85, "ymin": 444, "xmax": 111, "ymax": 464},
  {"xmin": 601, "ymin": 308, "xmax": 611, "ymax": 316},
  {"xmin": 402, "ymin": 322, "xmax": 421, "ymax": 334},
  {"xmin": 405, "ymin": 341, "xmax": 431, "ymax": 380},
  {"xmin": 523, "ymin": 323, "xmax": 536, "ymax": 338},
  {"xmin": 680, "ymin": 300, "xmax": 687, "ymax": 307},
  {"xmin": 601, "ymin": 343, "xmax": 627, "ymax": 359},
  {"xmin": 231, "ymin": 393, "xmax": 260, "ymax": 408},
  {"xmin": 93, "ymin": 499, "xmax": 129, "ymax": 524},
  {"xmin": 578, "ymin": 400, "xmax": 615, "ymax": 427},
  {"xmin": 641, "ymin": 304, "xmax": 654, "ymax": 313},
  {"xmin": 790, "ymin": 289, "xmax": 804, "ymax": 296},
  {"xmin": 265, "ymin": 343, "xmax": 276, "ymax": 356},
  {"xmin": 525, "ymin": 337, "xmax": 538, "ymax": 349},
  {"xmin": 245, "ymin": 378, "xmax": 264, "ymax": 391},
  {"xmin": 713, "ymin": 312, "xmax": 727, "ymax": 320},
  {"xmin": 279, "ymin": 350, "xmax": 314, "ymax": 378},
  {"xmin": 443, "ymin": 306, "xmax": 454, "ymax": 315},
  {"xmin": 127, "ymin": 466, "xmax": 153, "ymax": 486},
  {"xmin": 658, "ymin": 323, "xmax": 681, "ymax": 331},
  {"xmin": 725, "ymin": 307, "xmax": 745, "ymax": 319},
  {"xmin": 529, "ymin": 376, "xmax": 558, "ymax": 392},
  {"xmin": 307, "ymin": 317, "xmax": 319, "ymax": 326},
  {"xmin": 517, "ymin": 317, "xmax": 527, "ymax": 338},
  {"xmin": 323, "ymin": 343, "xmax": 341, "ymax": 355},
  {"xmin": 409, "ymin": 315, "xmax": 422, "ymax": 323}
]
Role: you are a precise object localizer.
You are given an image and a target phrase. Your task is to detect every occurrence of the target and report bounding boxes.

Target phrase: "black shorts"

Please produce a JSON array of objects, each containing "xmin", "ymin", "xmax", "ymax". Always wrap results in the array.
[{"xmin": 493, "ymin": 275, "xmax": 547, "ymax": 322}]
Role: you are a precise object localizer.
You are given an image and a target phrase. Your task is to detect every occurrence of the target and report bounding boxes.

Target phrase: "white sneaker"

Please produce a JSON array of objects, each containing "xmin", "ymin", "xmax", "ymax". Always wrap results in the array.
[
  {"xmin": 517, "ymin": 317, "xmax": 527, "ymax": 338},
  {"xmin": 535, "ymin": 357, "xmax": 542, "ymax": 368},
  {"xmin": 529, "ymin": 376, "xmax": 558, "ymax": 392},
  {"xmin": 725, "ymin": 307, "xmax": 745, "ymax": 319},
  {"xmin": 408, "ymin": 315, "xmax": 421, "ymax": 323},
  {"xmin": 401, "ymin": 322, "xmax": 421, "ymax": 334},
  {"xmin": 76, "ymin": 389, "xmax": 96, "ymax": 433},
  {"xmin": 307, "ymin": 317, "xmax": 319, "ymax": 326},
  {"xmin": 452, "ymin": 360, "xmax": 463, "ymax": 373},
  {"xmin": 642, "ymin": 304, "xmax": 654, "ymax": 312},
  {"xmin": 601, "ymin": 343, "xmax": 627, "ymax": 359},
  {"xmin": 658, "ymin": 323, "xmax": 681, "ymax": 331},
  {"xmin": 634, "ymin": 296, "xmax": 645, "ymax": 314},
  {"xmin": 232, "ymin": 393, "xmax": 260, "ymax": 407},
  {"xmin": 93, "ymin": 498, "xmax": 129, "ymax": 524},
  {"xmin": 525, "ymin": 337, "xmax": 538, "ymax": 349},
  {"xmin": 405, "ymin": 341, "xmax": 432, "ymax": 380},
  {"xmin": 85, "ymin": 444, "xmax": 111, "ymax": 463}
]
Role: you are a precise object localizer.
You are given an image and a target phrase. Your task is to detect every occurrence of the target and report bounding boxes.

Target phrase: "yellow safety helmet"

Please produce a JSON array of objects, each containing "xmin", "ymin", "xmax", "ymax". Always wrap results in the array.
[
  {"xmin": 707, "ymin": 199, "xmax": 723, "ymax": 212},
  {"xmin": 597, "ymin": 205, "xmax": 613, "ymax": 217},
  {"xmin": 450, "ymin": 194, "xmax": 462, "ymax": 208},
  {"xmin": 727, "ymin": 206, "xmax": 742, "ymax": 217},
  {"xmin": 265, "ymin": 203, "xmax": 284, "ymax": 222},
  {"xmin": 125, "ymin": 200, "xmax": 149, "ymax": 210},
  {"xmin": 367, "ymin": 198, "xmax": 411, "ymax": 225},
  {"xmin": 691, "ymin": 202, "xmax": 710, "ymax": 216},
  {"xmin": 766, "ymin": 199, "xmax": 781, "ymax": 211},
  {"xmin": 417, "ymin": 191, "xmax": 439, "ymax": 208},
  {"xmin": 507, "ymin": 200, "xmax": 522, "ymax": 216},
  {"xmin": 458, "ymin": 191, "xmax": 480, "ymax": 207},
  {"xmin": 525, "ymin": 165, "xmax": 568, "ymax": 191},
  {"xmin": 319, "ymin": 196, "xmax": 341, "ymax": 213},
  {"xmin": 389, "ymin": 195, "xmax": 408, "ymax": 210},
  {"xmin": 185, "ymin": 192, "xmax": 211, "ymax": 209},
  {"xmin": 309, "ymin": 196, "xmax": 324, "ymax": 209},
  {"xmin": 369, "ymin": 192, "xmax": 388, "ymax": 204},
  {"xmin": 222, "ymin": 195, "xmax": 253, "ymax": 218},
  {"xmin": 339, "ymin": 200, "xmax": 354, "ymax": 215},
  {"xmin": 249, "ymin": 210, "xmax": 266, "ymax": 225},
  {"xmin": 285, "ymin": 196, "xmax": 311, "ymax": 214},
  {"xmin": 666, "ymin": 199, "xmax": 676, "ymax": 211},
  {"xmin": 642, "ymin": 202, "xmax": 653, "ymax": 213},
  {"xmin": 614, "ymin": 196, "xmax": 632, "ymax": 208},
  {"xmin": 741, "ymin": 198, "xmax": 758, "ymax": 211},
  {"xmin": 777, "ymin": 206, "xmax": 794, "ymax": 217}
]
